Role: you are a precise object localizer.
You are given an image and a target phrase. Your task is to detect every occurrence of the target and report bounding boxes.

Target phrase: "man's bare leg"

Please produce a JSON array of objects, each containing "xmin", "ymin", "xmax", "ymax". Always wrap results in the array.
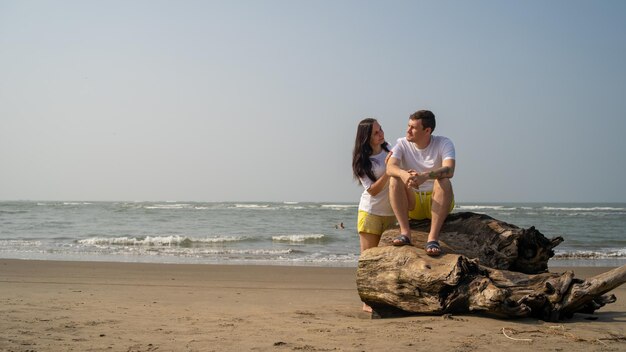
[
  {"xmin": 389, "ymin": 177, "xmax": 416, "ymax": 244},
  {"xmin": 426, "ymin": 178, "xmax": 453, "ymax": 255}
]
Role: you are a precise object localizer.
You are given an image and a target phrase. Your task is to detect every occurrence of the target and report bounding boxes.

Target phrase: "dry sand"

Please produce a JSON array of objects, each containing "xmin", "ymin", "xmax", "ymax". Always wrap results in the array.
[{"xmin": 0, "ymin": 259, "xmax": 624, "ymax": 352}]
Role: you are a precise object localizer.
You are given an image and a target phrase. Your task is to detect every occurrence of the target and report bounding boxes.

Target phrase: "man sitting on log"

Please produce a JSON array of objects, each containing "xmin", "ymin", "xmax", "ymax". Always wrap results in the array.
[{"xmin": 387, "ymin": 109, "xmax": 455, "ymax": 256}]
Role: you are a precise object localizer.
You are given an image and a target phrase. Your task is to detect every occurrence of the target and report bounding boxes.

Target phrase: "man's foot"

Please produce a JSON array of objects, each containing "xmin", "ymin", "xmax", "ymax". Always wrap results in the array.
[
  {"xmin": 362, "ymin": 303, "xmax": 373, "ymax": 313},
  {"xmin": 392, "ymin": 234, "xmax": 411, "ymax": 246},
  {"xmin": 425, "ymin": 240, "xmax": 442, "ymax": 256}
]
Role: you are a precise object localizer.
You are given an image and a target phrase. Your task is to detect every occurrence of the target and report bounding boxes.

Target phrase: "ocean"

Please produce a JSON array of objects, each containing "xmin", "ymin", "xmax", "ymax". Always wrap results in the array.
[{"xmin": 1, "ymin": 201, "xmax": 624, "ymax": 267}]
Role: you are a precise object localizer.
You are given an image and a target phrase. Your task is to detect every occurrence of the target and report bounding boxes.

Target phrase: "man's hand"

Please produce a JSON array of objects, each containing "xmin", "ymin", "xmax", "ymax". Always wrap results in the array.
[
  {"xmin": 407, "ymin": 172, "xmax": 432, "ymax": 190},
  {"xmin": 405, "ymin": 170, "xmax": 420, "ymax": 189},
  {"xmin": 411, "ymin": 172, "xmax": 430, "ymax": 188},
  {"xmin": 407, "ymin": 165, "xmax": 455, "ymax": 190}
]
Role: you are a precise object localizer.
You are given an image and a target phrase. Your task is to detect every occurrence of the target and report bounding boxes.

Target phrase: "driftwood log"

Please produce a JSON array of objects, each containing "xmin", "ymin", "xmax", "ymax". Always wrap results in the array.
[
  {"xmin": 357, "ymin": 212, "xmax": 626, "ymax": 320},
  {"xmin": 380, "ymin": 212, "xmax": 563, "ymax": 274}
]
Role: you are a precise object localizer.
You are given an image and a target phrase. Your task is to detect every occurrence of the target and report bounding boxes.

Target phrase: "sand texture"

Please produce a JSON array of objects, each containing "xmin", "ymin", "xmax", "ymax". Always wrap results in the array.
[{"xmin": 0, "ymin": 259, "xmax": 625, "ymax": 351}]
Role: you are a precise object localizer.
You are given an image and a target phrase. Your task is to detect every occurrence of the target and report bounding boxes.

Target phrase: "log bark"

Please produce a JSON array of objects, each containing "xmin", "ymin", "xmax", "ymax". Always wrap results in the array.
[
  {"xmin": 380, "ymin": 212, "xmax": 563, "ymax": 274},
  {"xmin": 358, "ymin": 212, "xmax": 625, "ymax": 320},
  {"xmin": 357, "ymin": 246, "xmax": 626, "ymax": 321}
]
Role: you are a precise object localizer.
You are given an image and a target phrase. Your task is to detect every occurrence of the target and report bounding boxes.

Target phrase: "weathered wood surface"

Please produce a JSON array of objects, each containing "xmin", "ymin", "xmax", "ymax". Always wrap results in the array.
[
  {"xmin": 380, "ymin": 212, "xmax": 563, "ymax": 274},
  {"xmin": 357, "ymin": 246, "xmax": 626, "ymax": 320},
  {"xmin": 358, "ymin": 212, "xmax": 626, "ymax": 320}
]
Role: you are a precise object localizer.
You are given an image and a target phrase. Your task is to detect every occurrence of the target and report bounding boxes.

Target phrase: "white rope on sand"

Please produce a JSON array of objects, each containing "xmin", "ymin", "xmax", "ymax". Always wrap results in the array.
[
  {"xmin": 596, "ymin": 339, "xmax": 609, "ymax": 347},
  {"xmin": 502, "ymin": 328, "xmax": 533, "ymax": 342}
]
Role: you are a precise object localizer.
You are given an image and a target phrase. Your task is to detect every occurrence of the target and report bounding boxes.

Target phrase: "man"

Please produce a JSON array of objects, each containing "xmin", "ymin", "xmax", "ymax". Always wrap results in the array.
[{"xmin": 386, "ymin": 110, "xmax": 455, "ymax": 256}]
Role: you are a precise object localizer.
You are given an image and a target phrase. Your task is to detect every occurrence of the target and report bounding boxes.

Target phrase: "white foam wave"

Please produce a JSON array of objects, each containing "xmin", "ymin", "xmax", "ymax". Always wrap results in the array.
[
  {"xmin": 272, "ymin": 234, "xmax": 326, "ymax": 243},
  {"xmin": 233, "ymin": 204, "xmax": 270, "ymax": 208},
  {"xmin": 455, "ymin": 205, "xmax": 519, "ymax": 211},
  {"xmin": 78, "ymin": 235, "xmax": 249, "ymax": 247},
  {"xmin": 0, "ymin": 240, "xmax": 42, "ymax": 247},
  {"xmin": 79, "ymin": 235, "xmax": 187, "ymax": 246},
  {"xmin": 144, "ymin": 204, "xmax": 192, "ymax": 210},
  {"xmin": 140, "ymin": 247, "xmax": 296, "ymax": 256},
  {"xmin": 456, "ymin": 205, "xmax": 504, "ymax": 210},
  {"xmin": 542, "ymin": 206, "xmax": 625, "ymax": 212},
  {"xmin": 296, "ymin": 253, "xmax": 360, "ymax": 263},
  {"xmin": 196, "ymin": 236, "xmax": 249, "ymax": 243},
  {"xmin": 195, "ymin": 249, "xmax": 294, "ymax": 255},
  {"xmin": 554, "ymin": 248, "xmax": 626, "ymax": 259},
  {"xmin": 320, "ymin": 204, "xmax": 357, "ymax": 210}
]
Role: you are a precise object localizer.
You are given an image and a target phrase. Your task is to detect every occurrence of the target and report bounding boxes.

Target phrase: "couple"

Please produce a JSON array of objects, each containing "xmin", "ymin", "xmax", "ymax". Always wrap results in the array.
[{"xmin": 352, "ymin": 110, "xmax": 455, "ymax": 258}]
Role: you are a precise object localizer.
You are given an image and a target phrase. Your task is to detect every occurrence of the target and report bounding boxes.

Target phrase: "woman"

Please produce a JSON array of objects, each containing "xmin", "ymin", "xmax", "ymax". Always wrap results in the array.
[{"xmin": 352, "ymin": 118, "xmax": 396, "ymax": 311}]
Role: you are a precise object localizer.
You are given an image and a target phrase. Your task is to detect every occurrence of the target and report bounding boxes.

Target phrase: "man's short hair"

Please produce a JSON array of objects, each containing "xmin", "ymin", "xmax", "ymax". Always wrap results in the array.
[{"xmin": 410, "ymin": 110, "xmax": 436, "ymax": 132}]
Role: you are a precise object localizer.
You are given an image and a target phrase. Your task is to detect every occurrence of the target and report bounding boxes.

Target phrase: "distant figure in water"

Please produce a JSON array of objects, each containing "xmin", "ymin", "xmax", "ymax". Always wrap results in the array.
[
  {"xmin": 352, "ymin": 118, "xmax": 396, "ymax": 312},
  {"xmin": 334, "ymin": 222, "xmax": 345, "ymax": 229}
]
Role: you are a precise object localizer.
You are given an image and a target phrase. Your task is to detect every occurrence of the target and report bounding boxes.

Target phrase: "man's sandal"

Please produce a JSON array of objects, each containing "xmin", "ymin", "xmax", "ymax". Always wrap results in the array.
[
  {"xmin": 392, "ymin": 234, "xmax": 411, "ymax": 246},
  {"xmin": 425, "ymin": 241, "xmax": 442, "ymax": 256}
]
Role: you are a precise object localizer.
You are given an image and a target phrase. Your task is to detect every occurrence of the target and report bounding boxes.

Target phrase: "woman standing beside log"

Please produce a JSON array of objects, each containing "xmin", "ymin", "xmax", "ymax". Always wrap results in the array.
[{"xmin": 352, "ymin": 118, "xmax": 396, "ymax": 312}]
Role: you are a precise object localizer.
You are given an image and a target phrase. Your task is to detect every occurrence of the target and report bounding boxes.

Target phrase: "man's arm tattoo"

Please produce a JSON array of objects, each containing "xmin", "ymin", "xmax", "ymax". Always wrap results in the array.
[{"xmin": 428, "ymin": 166, "xmax": 453, "ymax": 179}]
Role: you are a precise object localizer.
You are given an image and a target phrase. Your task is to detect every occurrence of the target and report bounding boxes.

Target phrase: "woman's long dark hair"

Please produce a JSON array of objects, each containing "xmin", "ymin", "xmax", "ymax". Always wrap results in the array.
[{"xmin": 352, "ymin": 118, "xmax": 390, "ymax": 185}]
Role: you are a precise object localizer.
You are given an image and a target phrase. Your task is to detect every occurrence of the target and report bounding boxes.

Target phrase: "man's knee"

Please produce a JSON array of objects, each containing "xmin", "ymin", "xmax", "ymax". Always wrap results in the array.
[
  {"xmin": 389, "ymin": 176, "xmax": 402, "ymax": 190},
  {"xmin": 434, "ymin": 178, "xmax": 453, "ymax": 192}
]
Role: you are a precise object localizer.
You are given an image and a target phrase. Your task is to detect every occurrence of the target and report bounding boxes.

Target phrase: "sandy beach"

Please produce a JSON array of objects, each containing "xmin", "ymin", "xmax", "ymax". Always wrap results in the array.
[{"xmin": 0, "ymin": 259, "xmax": 624, "ymax": 351}]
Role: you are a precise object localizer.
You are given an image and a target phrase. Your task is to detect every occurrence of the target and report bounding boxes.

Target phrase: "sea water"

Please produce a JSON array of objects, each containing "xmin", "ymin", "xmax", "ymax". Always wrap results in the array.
[{"xmin": 0, "ymin": 201, "xmax": 624, "ymax": 267}]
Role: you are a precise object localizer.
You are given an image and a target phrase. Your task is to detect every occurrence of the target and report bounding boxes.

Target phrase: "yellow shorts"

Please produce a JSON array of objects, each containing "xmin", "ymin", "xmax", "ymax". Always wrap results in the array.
[
  {"xmin": 408, "ymin": 191, "xmax": 455, "ymax": 220},
  {"xmin": 357, "ymin": 210, "xmax": 397, "ymax": 236}
]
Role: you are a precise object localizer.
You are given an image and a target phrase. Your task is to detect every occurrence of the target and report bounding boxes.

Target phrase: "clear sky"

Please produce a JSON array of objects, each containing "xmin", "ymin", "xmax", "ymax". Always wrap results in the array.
[{"xmin": 1, "ymin": 0, "xmax": 625, "ymax": 203}]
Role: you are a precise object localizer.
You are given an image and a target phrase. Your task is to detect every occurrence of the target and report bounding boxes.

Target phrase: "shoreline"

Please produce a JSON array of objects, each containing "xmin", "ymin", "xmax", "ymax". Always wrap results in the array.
[
  {"xmin": 1, "ymin": 259, "xmax": 624, "ymax": 351},
  {"xmin": 1, "ymin": 254, "xmax": 625, "ymax": 268}
]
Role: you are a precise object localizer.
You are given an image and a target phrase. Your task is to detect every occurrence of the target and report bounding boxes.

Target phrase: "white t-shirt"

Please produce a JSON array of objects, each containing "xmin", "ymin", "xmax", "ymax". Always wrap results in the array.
[
  {"xmin": 358, "ymin": 150, "xmax": 394, "ymax": 216},
  {"xmin": 390, "ymin": 135, "xmax": 455, "ymax": 192}
]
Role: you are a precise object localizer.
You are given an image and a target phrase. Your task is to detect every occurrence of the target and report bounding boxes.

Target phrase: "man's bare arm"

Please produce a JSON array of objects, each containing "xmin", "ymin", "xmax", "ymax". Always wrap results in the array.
[
  {"xmin": 386, "ymin": 157, "xmax": 416, "ymax": 184},
  {"xmin": 411, "ymin": 159, "xmax": 455, "ymax": 187},
  {"xmin": 386, "ymin": 156, "xmax": 403, "ymax": 177},
  {"xmin": 427, "ymin": 159, "xmax": 455, "ymax": 179}
]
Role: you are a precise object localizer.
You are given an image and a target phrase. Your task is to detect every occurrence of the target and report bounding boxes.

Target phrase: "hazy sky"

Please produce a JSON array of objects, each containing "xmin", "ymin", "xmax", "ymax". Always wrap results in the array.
[{"xmin": 2, "ymin": 0, "xmax": 625, "ymax": 203}]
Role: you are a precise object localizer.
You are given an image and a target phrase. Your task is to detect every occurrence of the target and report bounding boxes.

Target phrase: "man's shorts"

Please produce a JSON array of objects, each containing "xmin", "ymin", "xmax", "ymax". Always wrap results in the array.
[
  {"xmin": 408, "ymin": 191, "xmax": 455, "ymax": 220},
  {"xmin": 357, "ymin": 210, "xmax": 397, "ymax": 236}
]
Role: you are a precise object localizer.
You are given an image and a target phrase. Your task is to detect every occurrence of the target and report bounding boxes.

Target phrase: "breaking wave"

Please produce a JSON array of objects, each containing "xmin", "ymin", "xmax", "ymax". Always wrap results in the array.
[
  {"xmin": 77, "ymin": 235, "xmax": 253, "ymax": 247},
  {"xmin": 272, "ymin": 234, "xmax": 326, "ymax": 243},
  {"xmin": 553, "ymin": 249, "xmax": 626, "ymax": 259}
]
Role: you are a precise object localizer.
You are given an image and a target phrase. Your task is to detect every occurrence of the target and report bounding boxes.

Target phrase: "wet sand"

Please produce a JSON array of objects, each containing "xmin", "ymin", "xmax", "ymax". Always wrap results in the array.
[{"xmin": 0, "ymin": 259, "xmax": 624, "ymax": 351}]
